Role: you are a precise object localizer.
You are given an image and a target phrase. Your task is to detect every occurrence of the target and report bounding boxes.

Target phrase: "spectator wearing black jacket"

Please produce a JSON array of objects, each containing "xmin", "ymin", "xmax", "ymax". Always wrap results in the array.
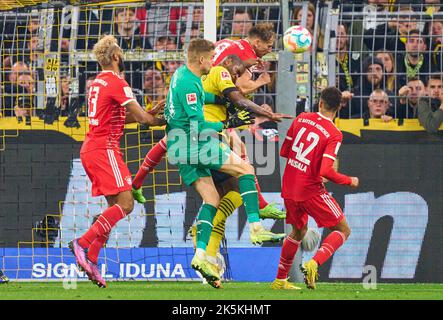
[
  {"xmin": 364, "ymin": 5, "xmax": 418, "ymax": 53},
  {"xmin": 346, "ymin": 56, "xmax": 394, "ymax": 118},
  {"xmin": 396, "ymin": 29, "xmax": 431, "ymax": 90}
]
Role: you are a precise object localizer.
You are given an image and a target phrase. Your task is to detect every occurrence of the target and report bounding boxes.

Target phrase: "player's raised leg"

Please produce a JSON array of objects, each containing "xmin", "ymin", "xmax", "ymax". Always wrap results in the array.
[{"xmin": 132, "ymin": 136, "xmax": 167, "ymax": 203}]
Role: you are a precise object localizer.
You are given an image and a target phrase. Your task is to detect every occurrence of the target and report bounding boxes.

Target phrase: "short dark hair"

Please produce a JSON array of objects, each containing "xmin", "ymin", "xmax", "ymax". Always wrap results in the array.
[
  {"xmin": 115, "ymin": 7, "xmax": 136, "ymax": 16},
  {"xmin": 406, "ymin": 29, "xmax": 423, "ymax": 38},
  {"xmin": 321, "ymin": 87, "xmax": 342, "ymax": 112},
  {"xmin": 223, "ymin": 54, "xmax": 243, "ymax": 66},
  {"xmin": 248, "ymin": 23, "xmax": 275, "ymax": 42},
  {"xmin": 234, "ymin": 8, "xmax": 253, "ymax": 20},
  {"xmin": 427, "ymin": 74, "xmax": 443, "ymax": 85}
]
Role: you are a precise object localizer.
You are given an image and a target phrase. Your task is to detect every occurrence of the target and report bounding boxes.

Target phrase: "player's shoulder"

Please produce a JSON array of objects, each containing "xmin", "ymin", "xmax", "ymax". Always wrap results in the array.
[
  {"xmin": 209, "ymin": 65, "xmax": 231, "ymax": 80},
  {"xmin": 100, "ymin": 71, "xmax": 128, "ymax": 86}
]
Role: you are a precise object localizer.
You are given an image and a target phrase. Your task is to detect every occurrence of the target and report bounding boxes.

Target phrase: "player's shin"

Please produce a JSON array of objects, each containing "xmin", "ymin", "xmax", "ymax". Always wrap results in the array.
[
  {"xmin": 78, "ymin": 204, "xmax": 126, "ymax": 249},
  {"xmin": 313, "ymin": 230, "xmax": 347, "ymax": 266},
  {"xmin": 276, "ymin": 236, "xmax": 301, "ymax": 279},
  {"xmin": 195, "ymin": 204, "xmax": 217, "ymax": 258},
  {"xmin": 206, "ymin": 191, "xmax": 242, "ymax": 260},
  {"xmin": 238, "ymin": 174, "xmax": 260, "ymax": 223},
  {"xmin": 87, "ymin": 232, "xmax": 109, "ymax": 264}
]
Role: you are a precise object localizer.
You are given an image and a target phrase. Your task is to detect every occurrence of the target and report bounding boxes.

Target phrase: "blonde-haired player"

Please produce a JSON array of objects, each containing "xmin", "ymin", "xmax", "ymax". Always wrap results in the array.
[{"xmin": 69, "ymin": 35, "xmax": 165, "ymax": 288}]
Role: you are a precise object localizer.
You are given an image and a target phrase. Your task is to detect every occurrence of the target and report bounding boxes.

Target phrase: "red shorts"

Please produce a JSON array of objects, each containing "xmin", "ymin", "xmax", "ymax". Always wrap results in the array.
[
  {"xmin": 284, "ymin": 192, "xmax": 344, "ymax": 229},
  {"xmin": 81, "ymin": 149, "xmax": 132, "ymax": 197}
]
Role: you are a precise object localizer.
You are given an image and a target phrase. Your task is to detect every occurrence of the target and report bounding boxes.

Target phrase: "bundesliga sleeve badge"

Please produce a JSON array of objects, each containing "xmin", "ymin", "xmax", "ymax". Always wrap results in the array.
[
  {"xmin": 221, "ymin": 71, "xmax": 231, "ymax": 81},
  {"xmin": 186, "ymin": 93, "xmax": 197, "ymax": 105}
]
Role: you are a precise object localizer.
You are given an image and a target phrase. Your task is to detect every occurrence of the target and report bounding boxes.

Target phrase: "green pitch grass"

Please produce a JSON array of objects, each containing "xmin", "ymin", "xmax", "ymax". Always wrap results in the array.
[{"xmin": 1, "ymin": 282, "xmax": 442, "ymax": 300}]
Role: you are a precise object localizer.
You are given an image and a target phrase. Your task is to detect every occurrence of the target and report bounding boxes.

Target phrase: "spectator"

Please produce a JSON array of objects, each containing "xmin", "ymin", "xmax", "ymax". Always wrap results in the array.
[
  {"xmin": 179, "ymin": 23, "xmax": 202, "ymax": 49},
  {"xmin": 153, "ymin": 36, "xmax": 177, "ymax": 52},
  {"xmin": 397, "ymin": 77, "xmax": 426, "ymax": 119},
  {"xmin": 114, "ymin": 7, "xmax": 151, "ymax": 50},
  {"xmin": 424, "ymin": 0, "xmax": 442, "ymax": 14},
  {"xmin": 14, "ymin": 95, "xmax": 32, "ymax": 125},
  {"xmin": 3, "ymin": 61, "xmax": 30, "ymax": 116},
  {"xmin": 161, "ymin": 60, "xmax": 183, "ymax": 87},
  {"xmin": 230, "ymin": 9, "xmax": 254, "ymax": 39},
  {"xmin": 113, "ymin": 7, "xmax": 150, "ymax": 91},
  {"xmin": 344, "ymin": 56, "xmax": 389, "ymax": 118},
  {"xmin": 364, "ymin": 89, "xmax": 393, "ymax": 122},
  {"xmin": 396, "ymin": 29, "xmax": 431, "ymax": 90},
  {"xmin": 375, "ymin": 50, "xmax": 397, "ymax": 93},
  {"xmin": 143, "ymin": 69, "xmax": 167, "ymax": 112},
  {"xmin": 59, "ymin": 75, "xmax": 70, "ymax": 117},
  {"xmin": 426, "ymin": 19, "xmax": 443, "ymax": 72},
  {"xmin": 418, "ymin": 75, "xmax": 443, "ymax": 133},
  {"xmin": 293, "ymin": 3, "xmax": 315, "ymax": 34},
  {"xmin": 364, "ymin": 5, "xmax": 418, "ymax": 52},
  {"xmin": 336, "ymin": 24, "xmax": 361, "ymax": 94}
]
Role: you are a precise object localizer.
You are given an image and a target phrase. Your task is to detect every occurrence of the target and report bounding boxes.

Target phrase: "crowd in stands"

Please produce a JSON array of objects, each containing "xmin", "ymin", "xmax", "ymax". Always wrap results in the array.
[{"xmin": 0, "ymin": 1, "xmax": 442, "ymax": 134}]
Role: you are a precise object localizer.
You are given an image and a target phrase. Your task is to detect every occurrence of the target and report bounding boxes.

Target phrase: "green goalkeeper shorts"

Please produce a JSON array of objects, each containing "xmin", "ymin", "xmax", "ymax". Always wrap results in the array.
[{"xmin": 172, "ymin": 138, "xmax": 232, "ymax": 186}]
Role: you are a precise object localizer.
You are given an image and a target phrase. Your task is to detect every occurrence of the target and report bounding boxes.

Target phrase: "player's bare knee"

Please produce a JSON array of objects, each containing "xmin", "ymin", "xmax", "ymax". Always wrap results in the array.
[
  {"xmin": 118, "ymin": 198, "xmax": 134, "ymax": 215},
  {"xmin": 344, "ymin": 226, "xmax": 351, "ymax": 240}
]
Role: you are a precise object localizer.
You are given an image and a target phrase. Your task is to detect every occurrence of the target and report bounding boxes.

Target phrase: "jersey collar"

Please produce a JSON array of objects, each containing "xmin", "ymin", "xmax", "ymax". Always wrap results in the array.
[{"xmin": 317, "ymin": 112, "xmax": 334, "ymax": 122}]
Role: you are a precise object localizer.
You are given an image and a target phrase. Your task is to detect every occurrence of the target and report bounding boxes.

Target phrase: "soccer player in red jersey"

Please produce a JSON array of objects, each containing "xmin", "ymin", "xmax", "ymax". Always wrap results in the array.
[
  {"xmin": 69, "ymin": 35, "xmax": 165, "ymax": 288},
  {"xmin": 213, "ymin": 23, "xmax": 275, "ymax": 95},
  {"xmin": 271, "ymin": 87, "xmax": 359, "ymax": 290}
]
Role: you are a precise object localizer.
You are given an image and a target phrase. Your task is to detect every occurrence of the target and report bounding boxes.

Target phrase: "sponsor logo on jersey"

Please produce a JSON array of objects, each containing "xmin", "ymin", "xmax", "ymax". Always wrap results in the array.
[{"xmin": 186, "ymin": 93, "xmax": 197, "ymax": 105}]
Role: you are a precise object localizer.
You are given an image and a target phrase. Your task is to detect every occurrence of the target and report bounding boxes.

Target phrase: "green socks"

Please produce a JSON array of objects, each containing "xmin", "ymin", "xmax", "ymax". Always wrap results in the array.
[
  {"xmin": 196, "ymin": 203, "xmax": 217, "ymax": 250},
  {"xmin": 238, "ymin": 174, "xmax": 260, "ymax": 223}
]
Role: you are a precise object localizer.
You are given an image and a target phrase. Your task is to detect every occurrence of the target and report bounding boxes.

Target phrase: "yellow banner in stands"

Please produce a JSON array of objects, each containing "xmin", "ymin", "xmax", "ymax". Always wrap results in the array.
[{"xmin": 0, "ymin": 117, "xmax": 441, "ymax": 142}]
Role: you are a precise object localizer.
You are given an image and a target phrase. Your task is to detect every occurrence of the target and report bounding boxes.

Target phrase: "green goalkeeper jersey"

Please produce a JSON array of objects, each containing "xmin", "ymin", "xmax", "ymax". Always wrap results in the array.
[{"xmin": 165, "ymin": 65, "xmax": 224, "ymax": 137}]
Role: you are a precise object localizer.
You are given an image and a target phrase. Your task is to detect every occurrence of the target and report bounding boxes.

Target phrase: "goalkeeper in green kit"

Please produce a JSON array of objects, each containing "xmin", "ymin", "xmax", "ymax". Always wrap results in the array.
[{"xmin": 164, "ymin": 39, "xmax": 285, "ymax": 287}]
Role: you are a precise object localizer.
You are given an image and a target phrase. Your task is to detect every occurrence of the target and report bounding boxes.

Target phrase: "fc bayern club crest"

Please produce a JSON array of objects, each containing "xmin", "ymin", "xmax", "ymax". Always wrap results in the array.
[{"xmin": 125, "ymin": 176, "xmax": 132, "ymax": 186}]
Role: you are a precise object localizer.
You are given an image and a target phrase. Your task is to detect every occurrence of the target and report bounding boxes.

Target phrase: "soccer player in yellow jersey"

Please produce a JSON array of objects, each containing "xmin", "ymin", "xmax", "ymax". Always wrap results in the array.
[{"xmin": 194, "ymin": 54, "xmax": 293, "ymax": 276}]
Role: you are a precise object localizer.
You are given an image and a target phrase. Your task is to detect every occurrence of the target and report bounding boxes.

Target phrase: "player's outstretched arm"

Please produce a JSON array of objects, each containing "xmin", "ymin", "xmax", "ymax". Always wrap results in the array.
[
  {"xmin": 125, "ymin": 100, "xmax": 166, "ymax": 126},
  {"xmin": 320, "ymin": 156, "xmax": 358, "ymax": 187},
  {"xmin": 227, "ymin": 90, "xmax": 293, "ymax": 122}
]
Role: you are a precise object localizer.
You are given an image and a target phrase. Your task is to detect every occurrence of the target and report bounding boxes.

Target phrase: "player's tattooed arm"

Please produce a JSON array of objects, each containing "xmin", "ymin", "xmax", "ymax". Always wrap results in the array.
[{"xmin": 226, "ymin": 90, "xmax": 293, "ymax": 122}]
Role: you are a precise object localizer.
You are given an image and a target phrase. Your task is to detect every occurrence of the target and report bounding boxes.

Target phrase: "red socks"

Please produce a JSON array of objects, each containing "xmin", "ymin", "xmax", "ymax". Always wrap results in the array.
[
  {"xmin": 313, "ymin": 231, "xmax": 346, "ymax": 266},
  {"xmin": 87, "ymin": 232, "xmax": 109, "ymax": 264},
  {"xmin": 276, "ymin": 237, "xmax": 300, "ymax": 279},
  {"xmin": 254, "ymin": 175, "xmax": 268, "ymax": 209},
  {"xmin": 132, "ymin": 137, "xmax": 167, "ymax": 189},
  {"xmin": 78, "ymin": 204, "xmax": 126, "ymax": 249}
]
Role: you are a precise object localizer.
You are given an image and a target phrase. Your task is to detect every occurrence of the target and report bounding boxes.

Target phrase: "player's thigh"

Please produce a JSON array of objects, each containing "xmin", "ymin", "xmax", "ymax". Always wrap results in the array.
[
  {"xmin": 218, "ymin": 151, "xmax": 254, "ymax": 178},
  {"xmin": 284, "ymin": 198, "xmax": 309, "ymax": 235},
  {"xmin": 193, "ymin": 176, "xmax": 220, "ymax": 207},
  {"xmin": 178, "ymin": 164, "xmax": 212, "ymax": 187},
  {"xmin": 211, "ymin": 170, "xmax": 238, "ymax": 197},
  {"xmin": 225, "ymin": 129, "xmax": 247, "ymax": 160},
  {"xmin": 305, "ymin": 193, "xmax": 344, "ymax": 229}
]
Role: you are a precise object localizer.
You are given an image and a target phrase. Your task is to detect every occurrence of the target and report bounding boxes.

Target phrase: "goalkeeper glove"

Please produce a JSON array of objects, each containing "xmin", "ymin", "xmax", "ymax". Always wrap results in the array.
[{"xmin": 223, "ymin": 109, "xmax": 255, "ymax": 129}]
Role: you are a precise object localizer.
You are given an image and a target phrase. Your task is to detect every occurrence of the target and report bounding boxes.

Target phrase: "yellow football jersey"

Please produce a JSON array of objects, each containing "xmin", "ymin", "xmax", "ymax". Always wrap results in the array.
[{"xmin": 202, "ymin": 65, "xmax": 237, "ymax": 122}]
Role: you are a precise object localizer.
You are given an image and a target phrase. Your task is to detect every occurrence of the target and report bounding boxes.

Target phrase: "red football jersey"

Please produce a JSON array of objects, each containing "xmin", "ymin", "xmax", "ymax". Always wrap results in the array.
[
  {"xmin": 81, "ymin": 70, "xmax": 136, "ymax": 153},
  {"xmin": 281, "ymin": 112, "xmax": 344, "ymax": 201},
  {"xmin": 212, "ymin": 38, "xmax": 257, "ymax": 66}
]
